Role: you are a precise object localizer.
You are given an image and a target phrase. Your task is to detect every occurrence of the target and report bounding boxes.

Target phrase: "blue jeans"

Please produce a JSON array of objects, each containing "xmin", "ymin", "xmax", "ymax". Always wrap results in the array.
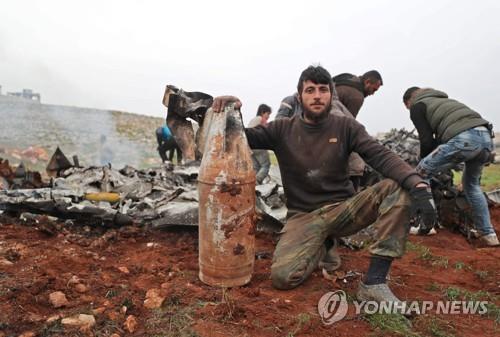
[
  {"xmin": 417, "ymin": 126, "xmax": 495, "ymax": 235},
  {"xmin": 252, "ymin": 150, "xmax": 270, "ymax": 184}
]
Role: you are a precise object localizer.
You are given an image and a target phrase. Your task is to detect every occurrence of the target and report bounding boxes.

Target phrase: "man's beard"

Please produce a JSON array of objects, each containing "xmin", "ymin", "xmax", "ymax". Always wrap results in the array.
[{"xmin": 303, "ymin": 102, "xmax": 331, "ymax": 123}]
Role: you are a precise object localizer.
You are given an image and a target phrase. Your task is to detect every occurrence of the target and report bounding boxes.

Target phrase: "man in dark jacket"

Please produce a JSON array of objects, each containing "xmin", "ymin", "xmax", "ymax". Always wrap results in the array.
[
  {"xmin": 212, "ymin": 66, "xmax": 436, "ymax": 306},
  {"xmin": 403, "ymin": 87, "xmax": 498, "ymax": 247},
  {"xmin": 276, "ymin": 85, "xmax": 365, "ymax": 186},
  {"xmin": 333, "ymin": 70, "xmax": 383, "ymax": 118},
  {"xmin": 275, "ymin": 87, "xmax": 365, "ymax": 271}
]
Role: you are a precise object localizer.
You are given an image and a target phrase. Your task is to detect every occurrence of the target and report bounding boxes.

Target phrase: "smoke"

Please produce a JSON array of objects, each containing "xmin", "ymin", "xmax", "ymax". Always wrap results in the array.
[{"xmin": 0, "ymin": 97, "xmax": 156, "ymax": 168}]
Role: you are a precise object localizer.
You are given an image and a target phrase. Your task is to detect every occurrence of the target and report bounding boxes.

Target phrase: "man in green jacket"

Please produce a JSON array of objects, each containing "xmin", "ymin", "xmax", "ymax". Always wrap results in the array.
[
  {"xmin": 403, "ymin": 87, "xmax": 498, "ymax": 246},
  {"xmin": 212, "ymin": 66, "xmax": 437, "ymax": 305}
]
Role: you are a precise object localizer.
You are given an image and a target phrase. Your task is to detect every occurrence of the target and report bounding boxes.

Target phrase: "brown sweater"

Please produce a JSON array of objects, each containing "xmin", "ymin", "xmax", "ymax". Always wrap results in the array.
[
  {"xmin": 245, "ymin": 113, "xmax": 422, "ymax": 213},
  {"xmin": 335, "ymin": 85, "xmax": 365, "ymax": 118}
]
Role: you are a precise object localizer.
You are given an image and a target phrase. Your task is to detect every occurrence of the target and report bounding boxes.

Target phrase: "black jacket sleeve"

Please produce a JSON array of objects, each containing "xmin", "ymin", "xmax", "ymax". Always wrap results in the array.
[
  {"xmin": 410, "ymin": 102, "xmax": 437, "ymax": 158},
  {"xmin": 244, "ymin": 121, "xmax": 280, "ymax": 151}
]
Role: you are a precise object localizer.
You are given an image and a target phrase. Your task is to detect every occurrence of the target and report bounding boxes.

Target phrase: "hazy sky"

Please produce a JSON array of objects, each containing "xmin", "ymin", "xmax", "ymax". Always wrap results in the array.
[{"xmin": 1, "ymin": 0, "xmax": 499, "ymax": 133}]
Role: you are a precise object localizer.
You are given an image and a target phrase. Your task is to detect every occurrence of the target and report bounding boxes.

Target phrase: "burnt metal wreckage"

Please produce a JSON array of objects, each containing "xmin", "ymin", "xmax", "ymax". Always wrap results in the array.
[
  {"xmin": 0, "ymin": 158, "xmax": 44, "ymax": 190},
  {"xmin": 1, "ymin": 133, "xmax": 497, "ymax": 249},
  {"xmin": 0, "ymin": 148, "xmax": 286, "ymax": 233}
]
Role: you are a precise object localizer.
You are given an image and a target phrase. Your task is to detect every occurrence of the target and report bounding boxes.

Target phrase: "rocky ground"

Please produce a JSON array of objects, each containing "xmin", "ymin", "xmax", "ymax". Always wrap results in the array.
[{"xmin": 0, "ymin": 207, "xmax": 499, "ymax": 337}]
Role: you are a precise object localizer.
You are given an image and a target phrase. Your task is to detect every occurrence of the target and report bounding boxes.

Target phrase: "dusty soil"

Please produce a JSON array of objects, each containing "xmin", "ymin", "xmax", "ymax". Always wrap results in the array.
[{"xmin": 0, "ymin": 208, "xmax": 499, "ymax": 337}]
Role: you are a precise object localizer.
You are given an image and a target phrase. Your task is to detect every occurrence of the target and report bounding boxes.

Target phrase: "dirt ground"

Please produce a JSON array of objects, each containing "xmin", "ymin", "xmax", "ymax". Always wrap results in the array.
[{"xmin": 0, "ymin": 207, "xmax": 499, "ymax": 337}]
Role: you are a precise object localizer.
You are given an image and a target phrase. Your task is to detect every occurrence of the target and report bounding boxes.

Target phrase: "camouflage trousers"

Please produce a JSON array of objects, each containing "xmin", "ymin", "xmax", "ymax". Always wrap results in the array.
[{"xmin": 271, "ymin": 179, "xmax": 411, "ymax": 290}]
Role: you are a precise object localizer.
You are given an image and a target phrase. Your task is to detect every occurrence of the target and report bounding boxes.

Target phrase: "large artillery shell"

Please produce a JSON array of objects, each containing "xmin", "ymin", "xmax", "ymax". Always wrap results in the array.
[{"xmin": 198, "ymin": 105, "xmax": 256, "ymax": 287}]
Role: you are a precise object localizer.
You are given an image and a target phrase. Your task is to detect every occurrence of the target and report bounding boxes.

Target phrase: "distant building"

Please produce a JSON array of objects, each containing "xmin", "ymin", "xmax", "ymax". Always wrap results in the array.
[{"xmin": 6, "ymin": 88, "xmax": 41, "ymax": 102}]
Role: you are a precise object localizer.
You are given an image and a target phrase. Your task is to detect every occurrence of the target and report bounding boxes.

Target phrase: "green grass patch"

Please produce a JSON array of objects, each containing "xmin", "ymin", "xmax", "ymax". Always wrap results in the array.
[
  {"xmin": 39, "ymin": 321, "xmax": 68, "ymax": 337},
  {"xmin": 104, "ymin": 288, "xmax": 120, "ymax": 298},
  {"xmin": 144, "ymin": 289, "xmax": 198, "ymax": 336},
  {"xmin": 443, "ymin": 287, "xmax": 461, "ymax": 301},
  {"xmin": 425, "ymin": 282, "xmax": 441, "ymax": 292},
  {"xmin": 120, "ymin": 297, "xmax": 135, "ymax": 311},
  {"xmin": 364, "ymin": 313, "xmax": 417, "ymax": 336},
  {"xmin": 452, "ymin": 261, "xmax": 470, "ymax": 271},
  {"xmin": 431, "ymin": 256, "xmax": 449, "ymax": 269},
  {"xmin": 345, "ymin": 291, "xmax": 358, "ymax": 303},
  {"xmin": 406, "ymin": 242, "xmax": 432, "ymax": 259},
  {"xmin": 287, "ymin": 313, "xmax": 312, "ymax": 337},
  {"xmin": 442, "ymin": 286, "xmax": 500, "ymax": 324},
  {"xmin": 474, "ymin": 270, "xmax": 489, "ymax": 281},
  {"xmin": 269, "ymin": 151, "xmax": 278, "ymax": 165},
  {"xmin": 94, "ymin": 319, "xmax": 122, "ymax": 337},
  {"xmin": 453, "ymin": 163, "xmax": 500, "ymax": 191},
  {"xmin": 146, "ymin": 304, "xmax": 199, "ymax": 337},
  {"xmin": 406, "ymin": 242, "xmax": 449, "ymax": 268},
  {"xmin": 417, "ymin": 316, "xmax": 456, "ymax": 337}
]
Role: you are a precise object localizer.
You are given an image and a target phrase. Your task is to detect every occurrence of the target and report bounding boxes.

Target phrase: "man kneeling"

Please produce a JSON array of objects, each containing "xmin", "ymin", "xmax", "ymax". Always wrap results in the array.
[{"xmin": 212, "ymin": 65, "xmax": 436, "ymax": 303}]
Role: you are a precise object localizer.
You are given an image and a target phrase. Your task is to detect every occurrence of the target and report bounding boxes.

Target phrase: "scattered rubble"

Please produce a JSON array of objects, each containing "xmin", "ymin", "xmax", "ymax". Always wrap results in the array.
[
  {"xmin": 46, "ymin": 315, "xmax": 61, "ymax": 323},
  {"xmin": 143, "ymin": 288, "xmax": 165, "ymax": 309},
  {"xmin": 74, "ymin": 283, "xmax": 88, "ymax": 293},
  {"xmin": 487, "ymin": 188, "xmax": 500, "ymax": 203},
  {"xmin": 60, "ymin": 314, "xmax": 96, "ymax": 328},
  {"xmin": 17, "ymin": 332, "xmax": 36, "ymax": 337},
  {"xmin": 92, "ymin": 307, "xmax": 106, "ymax": 316},
  {"xmin": 379, "ymin": 127, "xmax": 420, "ymax": 166},
  {"xmin": 0, "ymin": 159, "xmax": 44, "ymax": 189},
  {"xmin": 124, "ymin": 315, "xmax": 138, "ymax": 333},
  {"xmin": 0, "ymin": 258, "xmax": 13, "ymax": 266},
  {"xmin": 48, "ymin": 291, "xmax": 69, "ymax": 308}
]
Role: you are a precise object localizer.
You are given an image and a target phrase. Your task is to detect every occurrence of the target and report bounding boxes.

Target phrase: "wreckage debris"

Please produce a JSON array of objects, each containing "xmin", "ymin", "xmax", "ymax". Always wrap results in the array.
[
  {"xmin": 46, "ymin": 146, "xmax": 79, "ymax": 177},
  {"xmin": 0, "ymin": 158, "xmax": 44, "ymax": 189},
  {"xmin": 0, "ymin": 158, "xmax": 13, "ymax": 189},
  {"xmin": 380, "ymin": 128, "xmax": 421, "ymax": 166},
  {"xmin": 2, "ymin": 128, "xmax": 497, "ymax": 251},
  {"xmin": 163, "ymin": 85, "xmax": 214, "ymax": 163},
  {"xmin": 0, "ymin": 146, "xmax": 286, "ymax": 232}
]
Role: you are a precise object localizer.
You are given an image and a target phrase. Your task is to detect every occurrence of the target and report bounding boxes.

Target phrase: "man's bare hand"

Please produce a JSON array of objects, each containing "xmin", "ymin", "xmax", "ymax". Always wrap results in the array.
[{"xmin": 212, "ymin": 96, "xmax": 242, "ymax": 113}]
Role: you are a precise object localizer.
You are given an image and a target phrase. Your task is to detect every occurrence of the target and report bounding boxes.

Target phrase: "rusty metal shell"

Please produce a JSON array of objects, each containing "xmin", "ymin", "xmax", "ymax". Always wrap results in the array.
[{"xmin": 198, "ymin": 105, "xmax": 256, "ymax": 287}]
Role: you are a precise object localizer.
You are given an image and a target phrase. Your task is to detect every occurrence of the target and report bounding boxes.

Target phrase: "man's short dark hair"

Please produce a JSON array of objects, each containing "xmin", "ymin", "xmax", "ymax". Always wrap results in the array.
[
  {"xmin": 403, "ymin": 87, "xmax": 420, "ymax": 104},
  {"xmin": 257, "ymin": 104, "xmax": 271, "ymax": 116},
  {"xmin": 297, "ymin": 66, "xmax": 333, "ymax": 94},
  {"xmin": 362, "ymin": 70, "xmax": 383, "ymax": 85}
]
